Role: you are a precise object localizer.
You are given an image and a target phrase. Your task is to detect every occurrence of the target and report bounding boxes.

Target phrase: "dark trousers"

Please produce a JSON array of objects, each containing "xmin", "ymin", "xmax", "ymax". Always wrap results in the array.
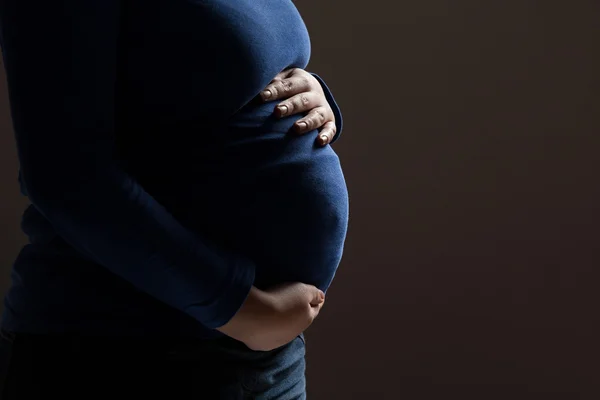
[{"xmin": 0, "ymin": 329, "xmax": 306, "ymax": 399}]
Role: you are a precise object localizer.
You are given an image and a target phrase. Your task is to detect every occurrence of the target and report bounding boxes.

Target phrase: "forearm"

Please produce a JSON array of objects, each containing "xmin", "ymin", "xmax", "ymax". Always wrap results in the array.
[{"xmin": 0, "ymin": 0, "xmax": 254, "ymax": 329}]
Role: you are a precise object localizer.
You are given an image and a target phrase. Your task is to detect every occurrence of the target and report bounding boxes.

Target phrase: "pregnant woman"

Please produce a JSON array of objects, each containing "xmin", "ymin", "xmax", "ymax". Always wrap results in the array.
[{"xmin": 0, "ymin": 0, "xmax": 348, "ymax": 399}]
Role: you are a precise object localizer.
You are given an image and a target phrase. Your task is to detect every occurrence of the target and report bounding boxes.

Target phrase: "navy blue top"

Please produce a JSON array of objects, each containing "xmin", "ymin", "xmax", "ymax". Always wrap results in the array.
[{"xmin": 0, "ymin": 0, "xmax": 348, "ymax": 337}]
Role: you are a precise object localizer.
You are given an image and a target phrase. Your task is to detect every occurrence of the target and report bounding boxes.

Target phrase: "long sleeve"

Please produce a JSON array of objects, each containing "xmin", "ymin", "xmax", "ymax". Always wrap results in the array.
[
  {"xmin": 0, "ymin": 0, "xmax": 254, "ymax": 329},
  {"xmin": 310, "ymin": 73, "xmax": 344, "ymax": 144}
]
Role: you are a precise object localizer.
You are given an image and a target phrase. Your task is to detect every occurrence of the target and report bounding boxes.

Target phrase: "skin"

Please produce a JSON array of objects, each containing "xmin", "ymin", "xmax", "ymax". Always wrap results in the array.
[
  {"xmin": 217, "ymin": 284, "xmax": 325, "ymax": 352},
  {"xmin": 261, "ymin": 68, "xmax": 337, "ymax": 146},
  {"xmin": 217, "ymin": 67, "xmax": 336, "ymax": 351}
]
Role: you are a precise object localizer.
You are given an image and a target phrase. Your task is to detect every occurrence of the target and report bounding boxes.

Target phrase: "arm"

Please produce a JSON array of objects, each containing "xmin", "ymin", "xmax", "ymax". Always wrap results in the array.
[{"xmin": 0, "ymin": 0, "xmax": 253, "ymax": 329}]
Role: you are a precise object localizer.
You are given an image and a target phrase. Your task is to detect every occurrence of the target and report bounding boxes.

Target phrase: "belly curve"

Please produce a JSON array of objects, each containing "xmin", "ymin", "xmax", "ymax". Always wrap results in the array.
[
  {"xmin": 239, "ymin": 135, "xmax": 349, "ymax": 291},
  {"xmin": 130, "ymin": 102, "xmax": 349, "ymax": 292},
  {"xmin": 215, "ymin": 132, "xmax": 347, "ymax": 291}
]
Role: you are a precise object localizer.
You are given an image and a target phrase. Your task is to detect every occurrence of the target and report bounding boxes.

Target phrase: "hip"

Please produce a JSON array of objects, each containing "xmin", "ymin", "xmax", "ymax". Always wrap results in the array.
[{"xmin": 0, "ymin": 328, "xmax": 307, "ymax": 399}]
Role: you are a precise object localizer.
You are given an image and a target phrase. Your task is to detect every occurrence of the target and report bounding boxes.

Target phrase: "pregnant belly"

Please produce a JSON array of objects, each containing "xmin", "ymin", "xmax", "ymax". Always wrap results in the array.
[
  {"xmin": 235, "ymin": 134, "xmax": 347, "ymax": 292},
  {"xmin": 157, "ymin": 103, "xmax": 349, "ymax": 292}
]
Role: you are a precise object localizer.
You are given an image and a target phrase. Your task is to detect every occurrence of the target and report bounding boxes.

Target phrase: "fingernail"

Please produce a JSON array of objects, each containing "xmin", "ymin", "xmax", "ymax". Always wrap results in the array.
[
  {"xmin": 320, "ymin": 134, "xmax": 329, "ymax": 144},
  {"xmin": 277, "ymin": 105, "xmax": 288, "ymax": 115},
  {"xmin": 262, "ymin": 90, "xmax": 272, "ymax": 99},
  {"xmin": 297, "ymin": 121, "xmax": 307, "ymax": 129},
  {"xmin": 319, "ymin": 291, "xmax": 325, "ymax": 301}
]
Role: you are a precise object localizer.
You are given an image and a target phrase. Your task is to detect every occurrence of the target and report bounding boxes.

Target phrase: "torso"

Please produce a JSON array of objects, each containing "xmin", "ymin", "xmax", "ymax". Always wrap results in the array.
[
  {"xmin": 116, "ymin": 0, "xmax": 311, "ymax": 132},
  {"xmin": 5, "ymin": 0, "xmax": 348, "ymax": 337}
]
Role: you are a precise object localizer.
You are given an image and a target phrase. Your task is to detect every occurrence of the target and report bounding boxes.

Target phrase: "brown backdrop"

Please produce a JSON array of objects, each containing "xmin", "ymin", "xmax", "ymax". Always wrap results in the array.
[{"xmin": 1, "ymin": 1, "xmax": 599, "ymax": 399}]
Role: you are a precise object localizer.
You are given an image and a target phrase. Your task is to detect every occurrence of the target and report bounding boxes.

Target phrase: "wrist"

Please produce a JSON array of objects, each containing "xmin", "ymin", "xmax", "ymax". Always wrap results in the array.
[{"xmin": 215, "ymin": 286, "xmax": 272, "ymax": 337}]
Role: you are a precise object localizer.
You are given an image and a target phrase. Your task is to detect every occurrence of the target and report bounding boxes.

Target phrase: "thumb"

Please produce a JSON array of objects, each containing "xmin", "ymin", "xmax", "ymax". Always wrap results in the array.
[{"xmin": 309, "ymin": 287, "xmax": 325, "ymax": 307}]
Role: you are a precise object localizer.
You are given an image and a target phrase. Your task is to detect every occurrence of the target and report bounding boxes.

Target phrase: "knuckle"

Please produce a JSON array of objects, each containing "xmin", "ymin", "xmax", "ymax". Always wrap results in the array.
[
  {"xmin": 300, "ymin": 94, "xmax": 310, "ymax": 106},
  {"xmin": 282, "ymin": 101, "xmax": 293, "ymax": 113},
  {"xmin": 268, "ymin": 84, "xmax": 279, "ymax": 97},
  {"xmin": 315, "ymin": 109, "xmax": 327, "ymax": 124},
  {"xmin": 282, "ymin": 79, "xmax": 294, "ymax": 92},
  {"xmin": 301, "ymin": 119, "xmax": 314, "ymax": 130},
  {"xmin": 300, "ymin": 75, "xmax": 311, "ymax": 88}
]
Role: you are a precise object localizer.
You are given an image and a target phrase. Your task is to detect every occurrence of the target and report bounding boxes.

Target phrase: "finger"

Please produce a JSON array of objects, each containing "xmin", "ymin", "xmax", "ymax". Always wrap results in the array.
[
  {"xmin": 310, "ymin": 301, "xmax": 325, "ymax": 320},
  {"xmin": 271, "ymin": 67, "xmax": 296, "ymax": 82},
  {"xmin": 316, "ymin": 121, "xmax": 337, "ymax": 146},
  {"xmin": 274, "ymin": 91, "xmax": 320, "ymax": 118},
  {"xmin": 308, "ymin": 285, "xmax": 325, "ymax": 307},
  {"xmin": 260, "ymin": 74, "xmax": 312, "ymax": 101},
  {"xmin": 292, "ymin": 106, "xmax": 332, "ymax": 135}
]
